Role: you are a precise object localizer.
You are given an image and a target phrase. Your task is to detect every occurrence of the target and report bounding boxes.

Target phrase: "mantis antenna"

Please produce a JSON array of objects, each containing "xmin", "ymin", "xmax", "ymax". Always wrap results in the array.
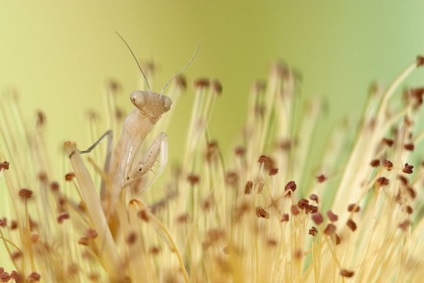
[
  {"xmin": 160, "ymin": 45, "xmax": 200, "ymax": 95},
  {"xmin": 115, "ymin": 31, "xmax": 151, "ymax": 91}
]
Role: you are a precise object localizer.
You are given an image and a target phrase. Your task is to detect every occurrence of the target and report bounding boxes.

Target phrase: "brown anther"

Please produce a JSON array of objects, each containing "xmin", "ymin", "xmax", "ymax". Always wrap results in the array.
[
  {"xmin": 18, "ymin": 189, "xmax": 33, "ymax": 200},
  {"xmin": 406, "ymin": 186, "xmax": 416, "ymax": 199},
  {"xmin": 340, "ymin": 269, "xmax": 354, "ymax": 278},
  {"xmin": 244, "ymin": 181, "xmax": 253, "ymax": 194},
  {"xmin": 382, "ymin": 138, "xmax": 394, "ymax": 147},
  {"xmin": 404, "ymin": 143, "xmax": 415, "ymax": 151},
  {"xmin": 312, "ymin": 213, "xmax": 323, "ymax": 225},
  {"xmin": 297, "ymin": 198, "xmax": 309, "ymax": 210},
  {"xmin": 324, "ymin": 223, "xmax": 336, "ymax": 235},
  {"xmin": 376, "ymin": 177, "xmax": 390, "ymax": 187},
  {"xmin": 175, "ymin": 74, "xmax": 187, "ymax": 90},
  {"xmin": 187, "ymin": 173, "xmax": 200, "ymax": 185},
  {"xmin": 176, "ymin": 213, "xmax": 189, "ymax": 223},
  {"xmin": 0, "ymin": 272, "xmax": 11, "ymax": 282},
  {"xmin": 294, "ymin": 249, "xmax": 303, "ymax": 260},
  {"xmin": 138, "ymin": 210, "xmax": 149, "ymax": 222},
  {"xmin": 86, "ymin": 229, "xmax": 98, "ymax": 239},
  {"xmin": 27, "ymin": 272, "xmax": 41, "ymax": 281},
  {"xmin": 370, "ymin": 159, "xmax": 380, "ymax": 167},
  {"xmin": 347, "ymin": 204, "xmax": 360, "ymax": 213},
  {"xmin": 309, "ymin": 194, "xmax": 319, "ymax": 203},
  {"xmin": 234, "ymin": 146, "xmax": 246, "ymax": 156},
  {"xmin": 225, "ymin": 172, "xmax": 239, "ymax": 186},
  {"xmin": 65, "ymin": 172, "xmax": 75, "ymax": 181},
  {"xmin": 316, "ymin": 174, "xmax": 327, "ymax": 183},
  {"xmin": 126, "ymin": 232, "xmax": 137, "ymax": 245},
  {"xmin": 405, "ymin": 206, "xmax": 413, "ymax": 214},
  {"xmin": 149, "ymin": 246, "xmax": 161, "ymax": 255},
  {"xmin": 334, "ymin": 233, "xmax": 341, "ymax": 245},
  {"xmin": 417, "ymin": 55, "xmax": 424, "ymax": 67},
  {"xmin": 346, "ymin": 219, "xmax": 357, "ymax": 232},
  {"xmin": 267, "ymin": 238, "xmax": 278, "ymax": 247},
  {"xmin": 410, "ymin": 87, "xmax": 424, "ymax": 108},
  {"xmin": 31, "ymin": 234, "xmax": 39, "ymax": 243},
  {"xmin": 57, "ymin": 213, "xmax": 69, "ymax": 224},
  {"xmin": 280, "ymin": 213, "xmax": 289, "ymax": 222},
  {"xmin": 255, "ymin": 206, "xmax": 270, "ymax": 219},
  {"xmin": 29, "ymin": 218, "xmax": 38, "ymax": 230},
  {"xmin": 211, "ymin": 79, "xmax": 223, "ymax": 95},
  {"xmin": 77, "ymin": 201, "xmax": 86, "ymax": 213},
  {"xmin": 115, "ymin": 108, "xmax": 124, "ymax": 120},
  {"xmin": 383, "ymin": 159, "xmax": 393, "ymax": 171},
  {"xmin": 10, "ymin": 251, "xmax": 22, "ymax": 260},
  {"xmin": 205, "ymin": 140, "xmax": 219, "ymax": 162},
  {"xmin": 402, "ymin": 163, "xmax": 414, "ymax": 174},
  {"xmin": 109, "ymin": 80, "xmax": 121, "ymax": 92},
  {"xmin": 327, "ymin": 210, "xmax": 339, "ymax": 222},
  {"xmin": 0, "ymin": 161, "xmax": 9, "ymax": 171},
  {"xmin": 86, "ymin": 110, "xmax": 98, "ymax": 120},
  {"xmin": 284, "ymin": 181, "xmax": 297, "ymax": 192},
  {"xmin": 206, "ymin": 141, "xmax": 218, "ymax": 162},
  {"xmin": 258, "ymin": 154, "xmax": 269, "ymax": 164},
  {"xmin": 269, "ymin": 168, "xmax": 278, "ymax": 176},
  {"xmin": 194, "ymin": 78, "xmax": 210, "ymax": 88},
  {"xmin": 58, "ymin": 197, "xmax": 67, "ymax": 209},
  {"xmin": 308, "ymin": 205, "xmax": 318, "ymax": 214},
  {"xmin": 278, "ymin": 139, "xmax": 292, "ymax": 150},
  {"xmin": 258, "ymin": 155, "xmax": 276, "ymax": 171},
  {"xmin": 36, "ymin": 111, "xmax": 46, "ymax": 126},
  {"xmin": 291, "ymin": 205, "xmax": 299, "ymax": 216},
  {"xmin": 0, "ymin": 218, "xmax": 6, "ymax": 227},
  {"xmin": 78, "ymin": 237, "xmax": 89, "ymax": 246},
  {"xmin": 398, "ymin": 220, "xmax": 411, "ymax": 231},
  {"xmin": 206, "ymin": 229, "xmax": 225, "ymax": 244},
  {"xmin": 49, "ymin": 181, "xmax": 60, "ymax": 191},
  {"xmin": 397, "ymin": 175, "xmax": 408, "ymax": 185},
  {"xmin": 201, "ymin": 196, "xmax": 214, "ymax": 211},
  {"xmin": 308, "ymin": 227, "xmax": 318, "ymax": 236},
  {"xmin": 10, "ymin": 270, "xmax": 21, "ymax": 281},
  {"xmin": 10, "ymin": 220, "xmax": 18, "ymax": 230}
]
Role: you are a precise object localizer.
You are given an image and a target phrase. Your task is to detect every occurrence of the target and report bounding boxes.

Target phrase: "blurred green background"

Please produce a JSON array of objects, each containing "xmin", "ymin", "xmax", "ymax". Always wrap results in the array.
[{"xmin": 1, "ymin": 1, "xmax": 424, "ymax": 173}]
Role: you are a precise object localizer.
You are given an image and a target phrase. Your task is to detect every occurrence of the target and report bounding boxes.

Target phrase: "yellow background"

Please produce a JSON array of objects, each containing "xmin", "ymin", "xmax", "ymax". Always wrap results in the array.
[{"xmin": 1, "ymin": 1, "xmax": 424, "ymax": 171}]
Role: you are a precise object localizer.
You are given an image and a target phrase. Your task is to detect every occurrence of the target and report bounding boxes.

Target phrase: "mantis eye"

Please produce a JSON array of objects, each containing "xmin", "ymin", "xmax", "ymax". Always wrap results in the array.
[
  {"xmin": 130, "ymin": 91, "xmax": 146, "ymax": 108},
  {"xmin": 162, "ymin": 96, "xmax": 172, "ymax": 112}
]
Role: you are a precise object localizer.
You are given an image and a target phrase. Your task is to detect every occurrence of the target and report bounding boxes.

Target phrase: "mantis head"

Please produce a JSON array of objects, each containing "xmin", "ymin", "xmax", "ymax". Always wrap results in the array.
[{"xmin": 130, "ymin": 90, "xmax": 172, "ymax": 124}]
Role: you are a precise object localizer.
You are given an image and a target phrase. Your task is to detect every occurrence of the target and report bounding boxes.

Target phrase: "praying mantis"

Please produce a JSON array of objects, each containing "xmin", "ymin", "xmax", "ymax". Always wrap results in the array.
[{"xmin": 73, "ymin": 32, "xmax": 197, "ymax": 212}]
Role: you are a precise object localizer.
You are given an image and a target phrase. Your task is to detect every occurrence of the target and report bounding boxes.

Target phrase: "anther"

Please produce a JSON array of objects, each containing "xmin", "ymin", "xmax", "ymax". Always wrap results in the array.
[
  {"xmin": 346, "ymin": 219, "xmax": 357, "ymax": 232},
  {"xmin": 18, "ymin": 188, "xmax": 33, "ymax": 200},
  {"xmin": 402, "ymin": 163, "xmax": 414, "ymax": 174},
  {"xmin": 308, "ymin": 227, "xmax": 318, "ymax": 236},
  {"xmin": 383, "ymin": 159, "xmax": 393, "ymax": 171},
  {"xmin": 327, "ymin": 210, "xmax": 339, "ymax": 222},
  {"xmin": 417, "ymin": 55, "xmax": 424, "ymax": 67},
  {"xmin": 312, "ymin": 213, "xmax": 323, "ymax": 225},
  {"xmin": 255, "ymin": 206, "xmax": 270, "ymax": 219},
  {"xmin": 0, "ymin": 161, "xmax": 9, "ymax": 171},
  {"xmin": 340, "ymin": 269, "xmax": 354, "ymax": 278}
]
